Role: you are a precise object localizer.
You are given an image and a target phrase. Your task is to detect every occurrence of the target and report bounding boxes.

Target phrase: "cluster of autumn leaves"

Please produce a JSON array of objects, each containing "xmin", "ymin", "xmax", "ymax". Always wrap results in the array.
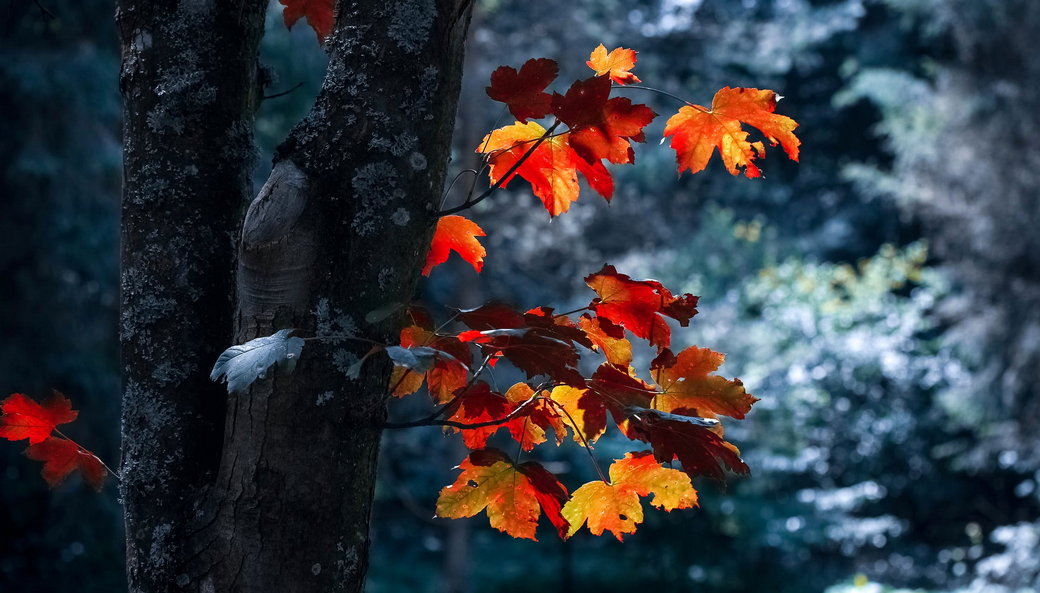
[
  {"xmin": 423, "ymin": 44, "xmax": 800, "ymax": 279},
  {"xmin": 0, "ymin": 40, "xmax": 801, "ymax": 542},
  {"xmin": 384, "ymin": 265, "xmax": 758, "ymax": 540},
  {"xmin": 0, "ymin": 392, "xmax": 107, "ymax": 491}
]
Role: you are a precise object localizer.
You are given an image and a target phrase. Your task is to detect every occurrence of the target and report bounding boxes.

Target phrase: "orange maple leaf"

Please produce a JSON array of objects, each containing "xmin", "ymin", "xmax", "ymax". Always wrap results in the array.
[
  {"xmin": 663, "ymin": 86, "xmax": 800, "ymax": 178},
  {"xmin": 0, "ymin": 392, "xmax": 78, "ymax": 445},
  {"xmin": 279, "ymin": 0, "xmax": 335, "ymax": 43},
  {"xmin": 578, "ymin": 314, "xmax": 632, "ymax": 366},
  {"xmin": 486, "ymin": 58, "xmax": 559, "ymax": 123},
  {"xmin": 25, "ymin": 437, "xmax": 107, "ymax": 491},
  {"xmin": 436, "ymin": 448, "xmax": 569, "ymax": 540},
  {"xmin": 562, "ymin": 451, "xmax": 697, "ymax": 540},
  {"xmin": 479, "ymin": 121, "xmax": 613, "ymax": 216},
  {"xmin": 650, "ymin": 347, "xmax": 758, "ymax": 419},
  {"xmin": 587, "ymin": 44, "xmax": 641, "ymax": 85},
  {"xmin": 423, "ymin": 215, "xmax": 487, "ymax": 276}
]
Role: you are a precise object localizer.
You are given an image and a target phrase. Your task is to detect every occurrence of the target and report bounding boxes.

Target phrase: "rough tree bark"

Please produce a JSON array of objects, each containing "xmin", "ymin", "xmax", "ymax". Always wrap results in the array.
[{"xmin": 117, "ymin": 0, "xmax": 473, "ymax": 591}]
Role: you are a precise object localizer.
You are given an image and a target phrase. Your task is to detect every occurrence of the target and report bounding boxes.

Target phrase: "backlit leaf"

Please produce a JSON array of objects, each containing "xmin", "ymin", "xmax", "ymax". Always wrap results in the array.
[
  {"xmin": 663, "ymin": 86, "xmax": 800, "ymax": 178},
  {"xmin": 423, "ymin": 215, "xmax": 487, "ymax": 276},
  {"xmin": 562, "ymin": 451, "xmax": 696, "ymax": 540}
]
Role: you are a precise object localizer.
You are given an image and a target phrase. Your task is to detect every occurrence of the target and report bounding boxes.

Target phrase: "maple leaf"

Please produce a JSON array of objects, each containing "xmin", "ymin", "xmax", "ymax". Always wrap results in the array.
[
  {"xmin": 586, "ymin": 44, "xmax": 641, "ymax": 85},
  {"xmin": 551, "ymin": 75, "xmax": 656, "ymax": 165},
  {"xmin": 504, "ymin": 383, "xmax": 568, "ymax": 447},
  {"xmin": 562, "ymin": 451, "xmax": 697, "ymax": 540},
  {"xmin": 623, "ymin": 408, "xmax": 749, "ymax": 481},
  {"xmin": 436, "ymin": 448, "xmax": 569, "ymax": 540},
  {"xmin": 279, "ymin": 0, "xmax": 336, "ymax": 43},
  {"xmin": 444, "ymin": 383, "xmax": 516, "ymax": 450},
  {"xmin": 458, "ymin": 328, "xmax": 585, "ymax": 386},
  {"xmin": 650, "ymin": 347, "xmax": 758, "ymax": 419},
  {"xmin": 578, "ymin": 363, "xmax": 657, "ymax": 439},
  {"xmin": 578, "ymin": 314, "xmax": 632, "ymax": 366},
  {"xmin": 478, "ymin": 121, "xmax": 613, "ymax": 216},
  {"xmin": 549, "ymin": 385, "xmax": 605, "ymax": 444},
  {"xmin": 663, "ymin": 87, "xmax": 800, "ymax": 178},
  {"xmin": 390, "ymin": 324, "xmax": 471, "ymax": 402},
  {"xmin": 0, "ymin": 392, "xmax": 78, "ymax": 445},
  {"xmin": 585, "ymin": 265, "xmax": 699, "ymax": 349},
  {"xmin": 457, "ymin": 302, "xmax": 527, "ymax": 331},
  {"xmin": 486, "ymin": 58, "xmax": 559, "ymax": 123},
  {"xmin": 25, "ymin": 437, "xmax": 107, "ymax": 491},
  {"xmin": 423, "ymin": 215, "xmax": 487, "ymax": 276}
]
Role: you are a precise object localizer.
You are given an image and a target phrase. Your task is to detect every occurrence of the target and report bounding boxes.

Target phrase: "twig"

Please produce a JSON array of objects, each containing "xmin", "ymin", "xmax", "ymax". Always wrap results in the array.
[
  {"xmin": 382, "ymin": 354, "xmax": 495, "ymax": 428},
  {"xmin": 384, "ymin": 394, "xmax": 542, "ymax": 430},
  {"xmin": 34, "ymin": 0, "xmax": 53, "ymax": 19},
  {"xmin": 613, "ymin": 84, "xmax": 701, "ymax": 109},
  {"xmin": 553, "ymin": 306, "xmax": 591, "ymax": 318},
  {"xmin": 437, "ymin": 120, "xmax": 562, "ymax": 216},
  {"xmin": 263, "ymin": 81, "xmax": 304, "ymax": 100}
]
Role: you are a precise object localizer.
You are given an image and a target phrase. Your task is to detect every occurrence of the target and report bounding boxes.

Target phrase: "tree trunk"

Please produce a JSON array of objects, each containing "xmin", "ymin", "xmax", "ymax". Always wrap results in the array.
[
  {"xmin": 118, "ymin": 0, "xmax": 472, "ymax": 591},
  {"xmin": 116, "ymin": 0, "xmax": 268, "ymax": 591}
]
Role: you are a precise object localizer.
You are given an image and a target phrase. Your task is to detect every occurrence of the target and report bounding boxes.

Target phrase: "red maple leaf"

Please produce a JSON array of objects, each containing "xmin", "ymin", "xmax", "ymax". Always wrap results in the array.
[
  {"xmin": 622, "ymin": 408, "xmax": 749, "ymax": 481},
  {"xmin": 0, "ymin": 392, "xmax": 78, "ymax": 445},
  {"xmin": 25, "ymin": 437, "xmax": 107, "ymax": 491},
  {"xmin": 551, "ymin": 75, "xmax": 656, "ymax": 165},
  {"xmin": 584, "ymin": 265, "xmax": 698, "ymax": 350},
  {"xmin": 663, "ymin": 86, "xmax": 800, "ymax": 178},
  {"xmin": 279, "ymin": 0, "xmax": 336, "ymax": 43},
  {"xmin": 423, "ymin": 215, "xmax": 487, "ymax": 276},
  {"xmin": 486, "ymin": 58, "xmax": 559, "ymax": 123}
]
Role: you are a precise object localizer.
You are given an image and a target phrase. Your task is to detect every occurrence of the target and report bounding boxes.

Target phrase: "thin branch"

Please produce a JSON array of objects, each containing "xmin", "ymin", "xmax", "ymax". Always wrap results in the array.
[
  {"xmin": 263, "ymin": 82, "xmax": 304, "ymax": 100},
  {"xmin": 382, "ymin": 353, "xmax": 495, "ymax": 426},
  {"xmin": 33, "ymin": 0, "xmax": 53, "ymax": 20},
  {"xmin": 613, "ymin": 84, "xmax": 701, "ymax": 109},
  {"xmin": 438, "ymin": 169, "xmax": 479, "ymax": 210},
  {"xmin": 385, "ymin": 395, "xmax": 543, "ymax": 430},
  {"xmin": 553, "ymin": 306, "xmax": 591, "ymax": 318},
  {"xmin": 437, "ymin": 120, "xmax": 562, "ymax": 216}
]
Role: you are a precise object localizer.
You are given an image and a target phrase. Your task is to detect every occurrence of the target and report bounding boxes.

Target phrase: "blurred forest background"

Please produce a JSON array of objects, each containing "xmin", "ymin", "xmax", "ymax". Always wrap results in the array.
[{"xmin": 2, "ymin": 0, "xmax": 1039, "ymax": 591}]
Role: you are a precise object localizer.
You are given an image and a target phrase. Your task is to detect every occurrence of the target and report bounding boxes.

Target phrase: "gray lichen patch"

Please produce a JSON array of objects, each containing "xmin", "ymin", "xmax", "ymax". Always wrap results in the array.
[
  {"xmin": 315, "ymin": 297, "xmax": 358, "ymax": 338},
  {"xmin": 332, "ymin": 349, "xmax": 360, "ymax": 377},
  {"xmin": 351, "ymin": 161, "xmax": 399, "ymax": 236},
  {"xmin": 391, "ymin": 208, "xmax": 410, "ymax": 226},
  {"xmin": 400, "ymin": 66, "xmax": 439, "ymax": 118},
  {"xmin": 120, "ymin": 381, "xmax": 179, "ymax": 497},
  {"xmin": 378, "ymin": 268, "xmax": 394, "ymax": 290},
  {"xmin": 316, "ymin": 391, "xmax": 335, "ymax": 406},
  {"xmin": 387, "ymin": 0, "xmax": 437, "ymax": 54},
  {"xmin": 408, "ymin": 151, "xmax": 427, "ymax": 171},
  {"xmin": 369, "ymin": 132, "xmax": 417, "ymax": 157}
]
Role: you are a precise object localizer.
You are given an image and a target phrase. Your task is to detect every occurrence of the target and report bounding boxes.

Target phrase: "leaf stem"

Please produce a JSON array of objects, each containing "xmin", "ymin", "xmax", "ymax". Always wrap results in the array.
[
  {"xmin": 613, "ymin": 84, "xmax": 704, "ymax": 110},
  {"xmin": 549, "ymin": 400, "xmax": 608, "ymax": 484},
  {"xmin": 53, "ymin": 429, "xmax": 122, "ymax": 481}
]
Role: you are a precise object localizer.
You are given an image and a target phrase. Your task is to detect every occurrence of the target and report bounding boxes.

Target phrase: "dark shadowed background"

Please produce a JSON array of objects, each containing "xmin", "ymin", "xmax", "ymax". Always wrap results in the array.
[{"xmin": 2, "ymin": 0, "xmax": 1039, "ymax": 591}]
